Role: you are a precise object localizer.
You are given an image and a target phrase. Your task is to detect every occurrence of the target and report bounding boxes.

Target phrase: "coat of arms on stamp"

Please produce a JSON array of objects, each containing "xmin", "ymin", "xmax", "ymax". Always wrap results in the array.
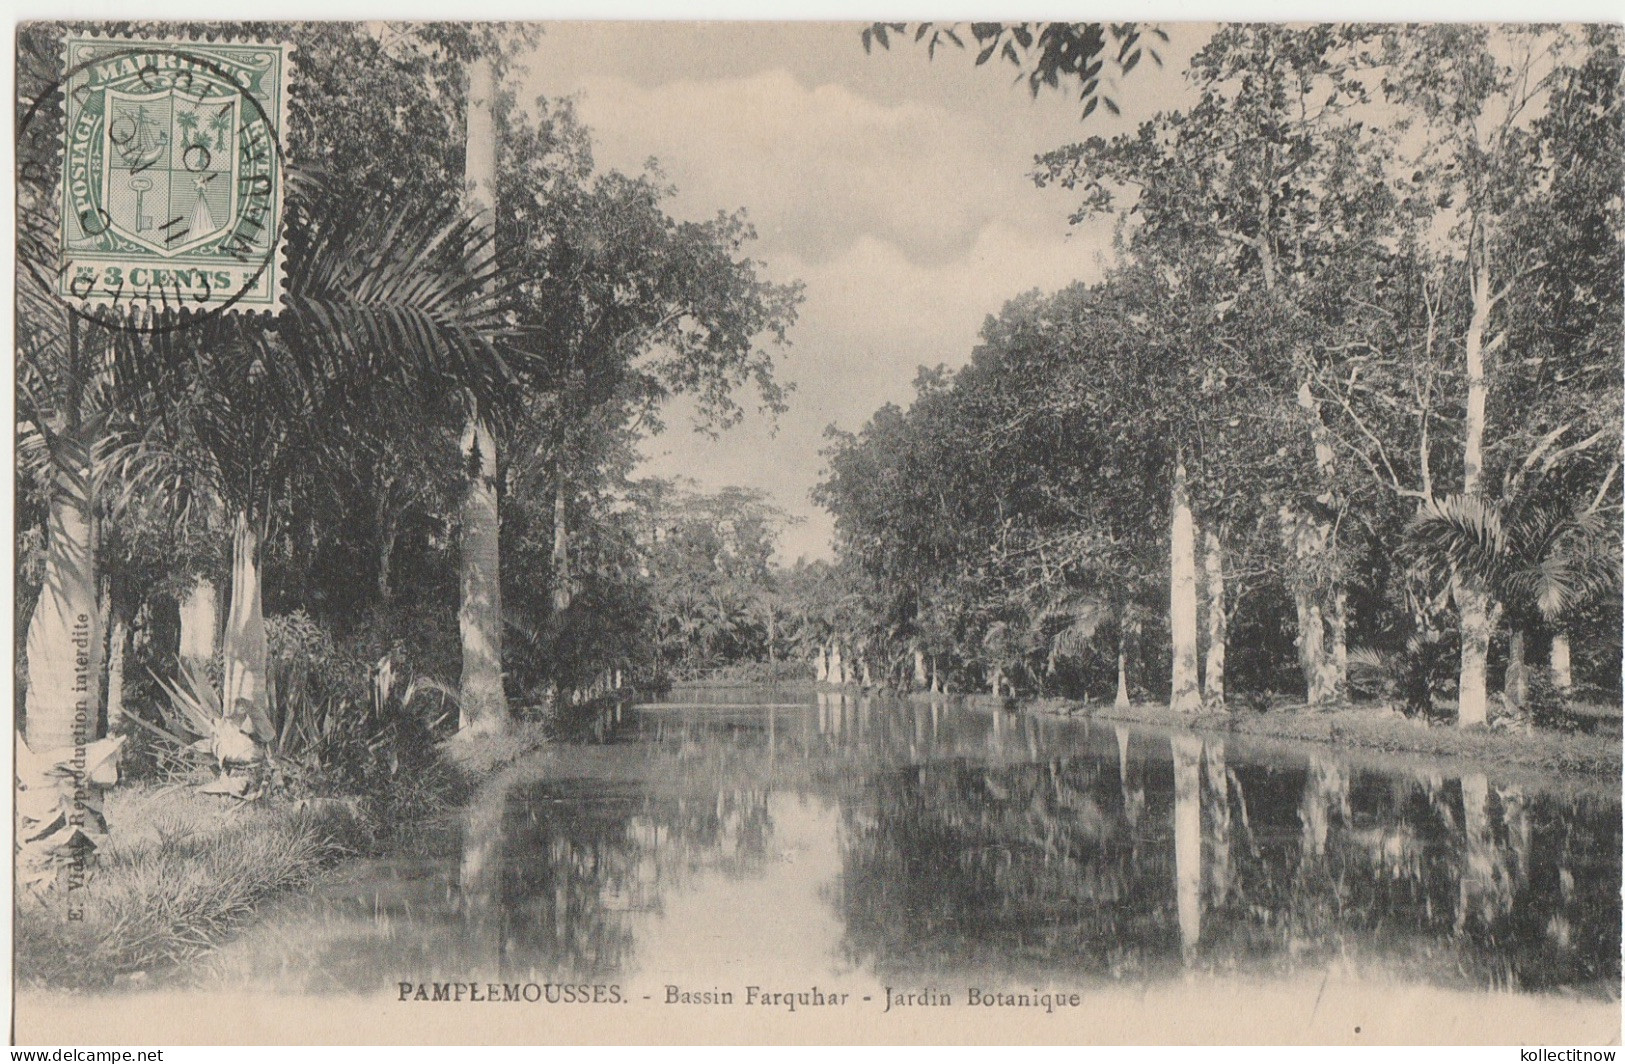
[{"xmin": 59, "ymin": 36, "xmax": 290, "ymax": 315}]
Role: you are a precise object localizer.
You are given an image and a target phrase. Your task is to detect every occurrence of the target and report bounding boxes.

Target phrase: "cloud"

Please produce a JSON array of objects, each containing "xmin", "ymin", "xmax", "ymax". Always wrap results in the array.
[
  {"xmin": 517, "ymin": 43, "xmax": 1146, "ymax": 561},
  {"xmin": 640, "ymin": 218, "xmax": 1116, "ymax": 563},
  {"xmin": 542, "ymin": 67, "xmax": 1078, "ymax": 267}
]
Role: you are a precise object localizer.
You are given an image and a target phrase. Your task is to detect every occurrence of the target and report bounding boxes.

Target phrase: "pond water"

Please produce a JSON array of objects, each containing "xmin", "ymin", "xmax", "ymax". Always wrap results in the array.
[{"xmin": 189, "ymin": 686, "xmax": 1621, "ymax": 1003}]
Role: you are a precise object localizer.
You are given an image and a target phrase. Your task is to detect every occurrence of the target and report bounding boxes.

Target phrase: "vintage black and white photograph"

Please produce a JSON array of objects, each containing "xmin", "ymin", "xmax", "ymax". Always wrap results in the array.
[{"xmin": 12, "ymin": 16, "xmax": 1624, "ymax": 1047}]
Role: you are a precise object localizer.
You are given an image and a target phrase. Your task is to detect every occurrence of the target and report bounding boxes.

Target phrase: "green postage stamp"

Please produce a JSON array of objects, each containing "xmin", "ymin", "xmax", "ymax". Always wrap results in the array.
[{"xmin": 58, "ymin": 35, "xmax": 291, "ymax": 315}]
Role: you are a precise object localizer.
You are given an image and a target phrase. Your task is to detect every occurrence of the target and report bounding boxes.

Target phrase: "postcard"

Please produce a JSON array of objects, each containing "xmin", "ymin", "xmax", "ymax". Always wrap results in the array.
[{"xmin": 12, "ymin": 18, "xmax": 1622, "ymax": 1047}]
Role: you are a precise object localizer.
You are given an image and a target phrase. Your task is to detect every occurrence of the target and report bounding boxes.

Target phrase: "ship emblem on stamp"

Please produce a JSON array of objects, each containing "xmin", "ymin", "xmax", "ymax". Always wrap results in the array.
[{"xmin": 59, "ymin": 36, "xmax": 290, "ymax": 316}]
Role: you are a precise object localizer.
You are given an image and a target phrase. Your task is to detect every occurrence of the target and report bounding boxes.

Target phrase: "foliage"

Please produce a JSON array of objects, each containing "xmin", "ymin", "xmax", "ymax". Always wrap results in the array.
[
  {"xmin": 862, "ymin": 22, "xmax": 1168, "ymax": 119},
  {"xmin": 811, "ymin": 24, "xmax": 1623, "ymax": 720},
  {"xmin": 15, "ymin": 787, "xmax": 368, "ymax": 989}
]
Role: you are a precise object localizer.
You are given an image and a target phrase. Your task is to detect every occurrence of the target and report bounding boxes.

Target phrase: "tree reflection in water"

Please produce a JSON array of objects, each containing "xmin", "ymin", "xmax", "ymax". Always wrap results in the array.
[
  {"xmin": 187, "ymin": 694, "xmax": 1618, "ymax": 999},
  {"xmin": 836, "ymin": 716, "xmax": 1620, "ymax": 996},
  {"xmin": 456, "ymin": 768, "xmax": 776, "ymax": 982}
]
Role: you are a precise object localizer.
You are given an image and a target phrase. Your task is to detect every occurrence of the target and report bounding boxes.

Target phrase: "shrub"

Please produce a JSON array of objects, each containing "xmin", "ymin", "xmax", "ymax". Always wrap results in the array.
[{"xmin": 1526, "ymin": 668, "xmax": 1582, "ymax": 732}]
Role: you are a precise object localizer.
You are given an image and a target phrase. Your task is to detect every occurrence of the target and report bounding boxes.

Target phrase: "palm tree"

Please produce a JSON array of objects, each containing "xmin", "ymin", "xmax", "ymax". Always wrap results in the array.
[
  {"xmin": 1407, "ymin": 493, "xmax": 1619, "ymax": 717},
  {"xmin": 65, "ymin": 179, "xmax": 512, "ymax": 780},
  {"xmin": 16, "ymin": 193, "xmax": 111, "ymax": 758},
  {"xmin": 456, "ymin": 54, "xmax": 509, "ymax": 734}
]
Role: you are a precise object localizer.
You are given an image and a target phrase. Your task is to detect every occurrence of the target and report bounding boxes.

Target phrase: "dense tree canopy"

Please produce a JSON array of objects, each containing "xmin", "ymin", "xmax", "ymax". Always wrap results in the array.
[{"xmin": 813, "ymin": 24, "xmax": 1622, "ymax": 724}]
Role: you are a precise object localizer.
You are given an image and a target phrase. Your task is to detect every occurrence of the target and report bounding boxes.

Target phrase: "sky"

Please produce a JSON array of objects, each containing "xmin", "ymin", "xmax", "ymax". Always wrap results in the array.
[{"xmin": 518, "ymin": 23, "xmax": 1211, "ymax": 564}]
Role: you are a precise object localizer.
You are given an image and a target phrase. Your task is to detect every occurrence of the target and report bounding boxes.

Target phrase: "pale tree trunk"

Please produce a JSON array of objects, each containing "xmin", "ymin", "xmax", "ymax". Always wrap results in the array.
[
  {"xmin": 1456, "ymin": 596, "xmax": 1493, "ymax": 728},
  {"xmin": 1169, "ymin": 459, "xmax": 1201, "ymax": 713},
  {"xmin": 930, "ymin": 657, "xmax": 941, "ymax": 694},
  {"xmin": 1202, "ymin": 529, "xmax": 1226, "ymax": 709},
  {"xmin": 861, "ymin": 659, "xmax": 873, "ymax": 688},
  {"xmin": 1330, "ymin": 587, "xmax": 1349, "ymax": 695},
  {"xmin": 815, "ymin": 644, "xmax": 828, "ymax": 683},
  {"xmin": 1504, "ymin": 628, "xmax": 1529, "ymax": 710},
  {"xmin": 1550, "ymin": 630, "xmax": 1573, "ymax": 691},
  {"xmin": 913, "ymin": 647, "xmax": 928, "ymax": 688},
  {"xmin": 105, "ymin": 608, "xmax": 128, "ymax": 732},
  {"xmin": 177, "ymin": 575, "xmax": 220, "ymax": 676},
  {"xmin": 831, "ymin": 644, "xmax": 845, "ymax": 685},
  {"xmin": 1289, "ymin": 551, "xmax": 1323, "ymax": 703},
  {"xmin": 222, "ymin": 511, "xmax": 274, "ymax": 744},
  {"xmin": 1456, "ymin": 244, "xmax": 1494, "ymax": 728},
  {"xmin": 989, "ymin": 663, "xmax": 1003, "ymax": 697},
  {"xmin": 456, "ymin": 55, "xmax": 509, "ymax": 735},
  {"xmin": 1260, "ymin": 220, "xmax": 1345, "ymax": 704},
  {"xmin": 459, "ymin": 415, "xmax": 509, "ymax": 732},
  {"xmin": 1172, "ymin": 734, "xmax": 1203, "ymax": 956},
  {"xmin": 1297, "ymin": 380, "xmax": 1347, "ymax": 701},
  {"xmin": 551, "ymin": 472, "xmax": 571, "ymax": 612},
  {"xmin": 24, "ymin": 434, "xmax": 102, "ymax": 754},
  {"xmin": 1281, "ymin": 504, "xmax": 1339, "ymax": 706},
  {"xmin": 1115, "ymin": 608, "xmax": 1133, "ymax": 709},
  {"xmin": 1292, "ymin": 571, "xmax": 1320, "ymax": 699}
]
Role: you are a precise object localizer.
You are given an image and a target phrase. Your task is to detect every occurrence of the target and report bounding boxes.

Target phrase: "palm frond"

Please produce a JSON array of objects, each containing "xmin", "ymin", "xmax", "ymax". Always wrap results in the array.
[{"xmin": 1407, "ymin": 494, "xmax": 1507, "ymax": 587}]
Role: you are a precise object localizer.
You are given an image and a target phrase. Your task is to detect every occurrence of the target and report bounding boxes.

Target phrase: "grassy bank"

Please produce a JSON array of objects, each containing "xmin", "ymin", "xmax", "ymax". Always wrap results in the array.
[
  {"xmin": 15, "ymin": 721, "xmax": 553, "ymax": 992},
  {"xmin": 1031, "ymin": 696, "xmax": 1622, "ymax": 787},
  {"xmin": 15, "ymin": 788, "xmax": 370, "ymax": 989},
  {"xmin": 809, "ymin": 680, "xmax": 1622, "ymax": 787}
]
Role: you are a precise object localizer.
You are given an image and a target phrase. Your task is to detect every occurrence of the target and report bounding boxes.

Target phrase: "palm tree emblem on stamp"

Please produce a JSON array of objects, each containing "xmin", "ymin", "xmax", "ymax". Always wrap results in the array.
[
  {"xmin": 103, "ymin": 90, "xmax": 240, "ymax": 254},
  {"xmin": 58, "ymin": 36, "xmax": 290, "ymax": 316}
]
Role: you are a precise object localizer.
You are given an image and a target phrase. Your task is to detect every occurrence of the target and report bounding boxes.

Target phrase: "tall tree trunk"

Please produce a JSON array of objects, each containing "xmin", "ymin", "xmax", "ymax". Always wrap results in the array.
[
  {"xmin": 222, "ymin": 511, "xmax": 274, "ymax": 744},
  {"xmin": 831, "ymin": 644, "xmax": 845, "ymax": 685},
  {"xmin": 1169, "ymin": 459, "xmax": 1201, "ymax": 713},
  {"xmin": 177, "ymin": 575, "xmax": 220, "ymax": 675},
  {"xmin": 1281, "ymin": 505, "xmax": 1339, "ymax": 706},
  {"xmin": 1291, "ymin": 580, "xmax": 1322, "ymax": 701},
  {"xmin": 913, "ymin": 646, "xmax": 928, "ymax": 688},
  {"xmin": 815, "ymin": 643, "xmax": 828, "ymax": 683},
  {"xmin": 23, "ymin": 432, "xmax": 101, "ymax": 754},
  {"xmin": 456, "ymin": 55, "xmax": 510, "ymax": 735},
  {"xmin": 1115, "ymin": 608, "xmax": 1133, "ymax": 709},
  {"xmin": 105, "ymin": 608, "xmax": 128, "ymax": 732},
  {"xmin": 1550, "ymin": 629, "xmax": 1573, "ymax": 691},
  {"xmin": 1456, "ymin": 600, "xmax": 1493, "ymax": 727},
  {"xmin": 1203, "ymin": 529, "xmax": 1226, "ymax": 709},
  {"xmin": 1330, "ymin": 586, "xmax": 1348, "ymax": 691},
  {"xmin": 551, "ymin": 471, "xmax": 571, "ymax": 612},
  {"xmin": 1457, "ymin": 243, "xmax": 1494, "ymax": 728},
  {"xmin": 459, "ymin": 415, "xmax": 509, "ymax": 733},
  {"xmin": 1297, "ymin": 380, "xmax": 1347, "ymax": 701},
  {"xmin": 1505, "ymin": 628, "xmax": 1529, "ymax": 711}
]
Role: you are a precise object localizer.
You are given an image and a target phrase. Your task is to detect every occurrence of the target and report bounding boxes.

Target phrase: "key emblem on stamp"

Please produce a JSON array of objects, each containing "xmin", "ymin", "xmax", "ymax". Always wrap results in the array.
[{"xmin": 59, "ymin": 36, "xmax": 290, "ymax": 316}]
